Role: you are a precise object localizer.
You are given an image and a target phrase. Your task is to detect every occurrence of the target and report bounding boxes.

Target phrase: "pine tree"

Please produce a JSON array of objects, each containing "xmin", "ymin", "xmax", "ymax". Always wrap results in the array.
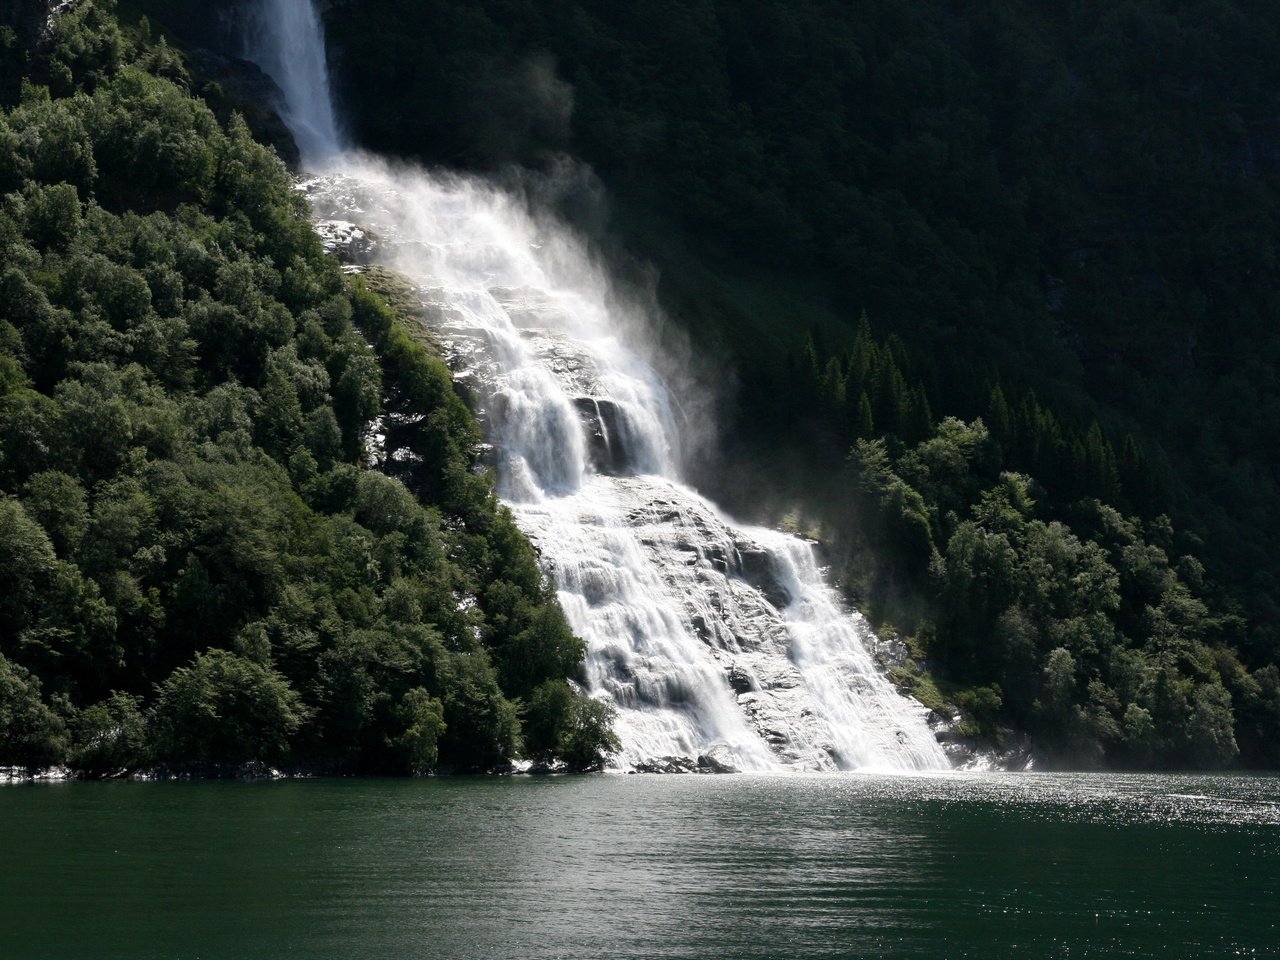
[
  {"xmin": 853, "ymin": 391, "xmax": 875, "ymax": 440},
  {"xmin": 1084, "ymin": 421, "xmax": 1119, "ymax": 502},
  {"xmin": 988, "ymin": 383, "xmax": 1014, "ymax": 442},
  {"xmin": 902, "ymin": 385, "xmax": 933, "ymax": 443},
  {"xmin": 873, "ymin": 358, "xmax": 906, "ymax": 436}
]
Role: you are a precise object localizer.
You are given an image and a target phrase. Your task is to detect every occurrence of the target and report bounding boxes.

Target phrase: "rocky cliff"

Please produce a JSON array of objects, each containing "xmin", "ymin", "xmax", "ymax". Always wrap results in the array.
[{"xmin": 2, "ymin": 0, "xmax": 66, "ymax": 44}]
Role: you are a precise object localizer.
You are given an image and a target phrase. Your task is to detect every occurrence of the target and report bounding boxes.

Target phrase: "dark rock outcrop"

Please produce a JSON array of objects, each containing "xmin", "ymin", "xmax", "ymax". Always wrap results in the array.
[
  {"xmin": 630, "ymin": 749, "xmax": 742, "ymax": 774},
  {"xmin": 1, "ymin": 0, "xmax": 64, "ymax": 46},
  {"xmin": 696, "ymin": 745, "xmax": 739, "ymax": 773},
  {"xmin": 631, "ymin": 755, "xmax": 699, "ymax": 774},
  {"xmin": 726, "ymin": 663, "xmax": 754, "ymax": 694},
  {"xmin": 573, "ymin": 397, "xmax": 628, "ymax": 474},
  {"xmin": 736, "ymin": 548, "xmax": 792, "ymax": 609}
]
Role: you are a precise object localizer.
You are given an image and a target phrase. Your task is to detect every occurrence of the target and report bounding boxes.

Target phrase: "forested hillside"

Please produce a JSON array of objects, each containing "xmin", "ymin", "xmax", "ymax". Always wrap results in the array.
[
  {"xmin": 0, "ymin": 0, "xmax": 613, "ymax": 775},
  {"xmin": 312, "ymin": 0, "xmax": 1280, "ymax": 766},
  {"xmin": 9, "ymin": 0, "xmax": 1280, "ymax": 769}
]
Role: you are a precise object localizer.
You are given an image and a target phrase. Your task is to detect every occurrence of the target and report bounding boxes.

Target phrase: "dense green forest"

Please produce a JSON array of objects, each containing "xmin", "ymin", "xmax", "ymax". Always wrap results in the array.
[
  {"xmin": 0, "ymin": 1, "xmax": 614, "ymax": 775},
  {"xmin": 292, "ymin": 0, "xmax": 1280, "ymax": 767},
  {"xmin": 753, "ymin": 323, "xmax": 1277, "ymax": 766}
]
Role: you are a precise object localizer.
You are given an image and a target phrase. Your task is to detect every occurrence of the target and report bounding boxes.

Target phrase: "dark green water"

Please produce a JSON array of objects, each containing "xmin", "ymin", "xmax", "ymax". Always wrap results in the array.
[{"xmin": 2, "ymin": 773, "xmax": 1277, "ymax": 959}]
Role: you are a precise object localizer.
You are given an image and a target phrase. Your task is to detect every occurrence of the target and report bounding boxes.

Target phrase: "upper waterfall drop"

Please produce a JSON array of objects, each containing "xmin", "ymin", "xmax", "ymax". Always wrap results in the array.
[
  {"xmin": 246, "ymin": 0, "xmax": 952, "ymax": 773},
  {"xmin": 243, "ymin": 0, "xmax": 343, "ymax": 163}
]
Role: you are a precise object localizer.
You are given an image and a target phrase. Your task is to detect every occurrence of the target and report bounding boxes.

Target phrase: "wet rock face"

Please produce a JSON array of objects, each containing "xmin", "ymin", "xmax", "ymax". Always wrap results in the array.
[
  {"xmin": 696, "ymin": 745, "xmax": 740, "ymax": 773},
  {"xmin": 627, "ymin": 747, "xmax": 740, "ymax": 774},
  {"xmin": 573, "ymin": 397, "xmax": 629, "ymax": 474},
  {"xmin": 926, "ymin": 710, "xmax": 1040, "ymax": 771},
  {"xmin": 2, "ymin": 0, "xmax": 60, "ymax": 46},
  {"xmin": 735, "ymin": 548, "xmax": 792, "ymax": 610},
  {"xmin": 726, "ymin": 664, "xmax": 754, "ymax": 694},
  {"xmin": 314, "ymin": 219, "xmax": 378, "ymax": 264},
  {"xmin": 584, "ymin": 481, "xmax": 873, "ymax": 771},
  {"xmin": 631, "ymin": 756, "xmax": 700, "ymax": 774}
]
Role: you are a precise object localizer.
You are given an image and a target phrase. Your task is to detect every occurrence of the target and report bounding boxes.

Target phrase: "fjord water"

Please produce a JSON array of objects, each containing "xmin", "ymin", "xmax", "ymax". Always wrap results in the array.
[
  {"xmin": 3, "ymin": 774, "xmax": 1278, "ymax": 959},
  {"xmin": 247, "ymin": 0, "xmax": 947, "ymax": 771}
]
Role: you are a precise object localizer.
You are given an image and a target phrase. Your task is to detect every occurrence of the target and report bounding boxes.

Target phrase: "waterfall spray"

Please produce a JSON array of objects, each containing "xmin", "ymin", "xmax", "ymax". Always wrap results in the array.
[{"xmin": 246, "ymin": 0, "xmax": 951, "ymax": 772}]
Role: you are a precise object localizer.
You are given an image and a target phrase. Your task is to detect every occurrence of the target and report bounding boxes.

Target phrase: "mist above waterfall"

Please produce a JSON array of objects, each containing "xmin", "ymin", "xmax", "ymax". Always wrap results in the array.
[
  {"xmin": 246, "ymin": 0, "xmax": 950, "ymax": 772},
  {"xmin": 465, "ymin": 54, "xmax": 575, "ymax": 164}
]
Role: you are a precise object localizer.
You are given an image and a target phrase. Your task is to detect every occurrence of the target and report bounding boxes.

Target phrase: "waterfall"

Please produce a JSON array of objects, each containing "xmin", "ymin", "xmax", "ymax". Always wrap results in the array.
[
  {"xmin": 241, "ymin": 0, "xmax": 343, "ymax": 162},
  {"xmin": 246, "ymin": 0, "xmax": 951, "ymax": 772}
]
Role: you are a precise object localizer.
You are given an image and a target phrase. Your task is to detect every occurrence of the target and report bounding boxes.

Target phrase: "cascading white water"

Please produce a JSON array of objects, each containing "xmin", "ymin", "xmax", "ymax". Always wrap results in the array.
[
  {"xmin": 242, "ymin": 0, "xmax": 343, "ymax": 162},
  {"xmin": 247, "ymin": 0, "xmax": 950, "ymax": 772}
]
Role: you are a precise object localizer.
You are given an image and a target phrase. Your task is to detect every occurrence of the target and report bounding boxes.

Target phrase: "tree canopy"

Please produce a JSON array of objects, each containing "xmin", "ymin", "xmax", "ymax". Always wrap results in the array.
[{"xmin": 0, "ymin": 1, "xmax": 613, "ymax": 775}]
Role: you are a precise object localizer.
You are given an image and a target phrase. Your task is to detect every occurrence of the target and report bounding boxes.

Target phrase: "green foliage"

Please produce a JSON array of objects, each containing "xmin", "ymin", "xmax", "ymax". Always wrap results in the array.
[
  {"xmin": 69, "ymin": 691, "xmax": 148, "ymax": 776},
  {"xmin": 934, "ymin": 468, "xmax": 1257, "ymax": 769},
  {"xmin": 557, "ymin": 694, "xmax": 621, "ymax": 772},
  {"xmin": 721, "ymin": 318, "xmax": 1273, "ymax": 768},
  {"xmin": 0, "ymin": 0, "xmax": 600, "ymax": 775},
  {"xmin": 952, "ymin": 686, "xmax": 1005, "ymax": 741},
  {"xmin": 0, "ymin": 652, "xmax": 67, "ymax": 769},
  {"xmin": 438, "ymin": 651, "xmax": 521, "ymax": 770},
  {"xmin": 522, "ymin": 679, "xmax": 573, "ymax": 762},
  {"xmin": 152, "ymin": 649, "xmax": 306, "ymax": 764},
  {"xmin": 524, "ymin": 680, "xmax": 620, "ymax": 771},
  {"xmin": 394, "ymin": 687, "xmax": 446, "ymax": 773}
]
